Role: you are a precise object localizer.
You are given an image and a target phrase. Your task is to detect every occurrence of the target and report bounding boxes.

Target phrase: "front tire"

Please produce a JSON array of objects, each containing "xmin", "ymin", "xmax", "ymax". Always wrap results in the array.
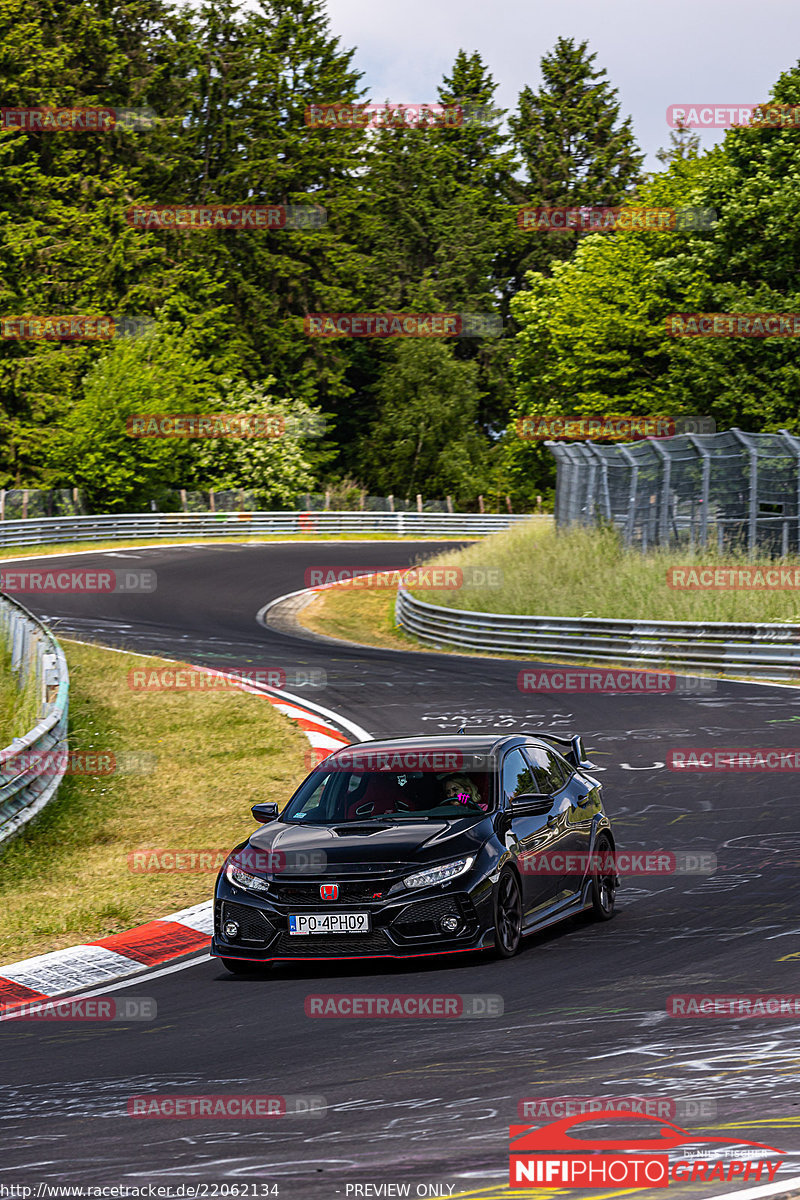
[
  {"xmin": 590, "ymin": 836, "xmax": 617, "ymax": 921},
  {"xmin": 494, "ymin": 869, "xmax": 523, "ymax": 958}
]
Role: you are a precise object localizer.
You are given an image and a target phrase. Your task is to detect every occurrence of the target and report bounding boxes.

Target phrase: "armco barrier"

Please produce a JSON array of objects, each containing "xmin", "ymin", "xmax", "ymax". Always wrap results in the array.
[
  {"xmin": 395, "ymin": 585, "xmax": 800, "ymax": 680},
  {"xmin": 0, "ymin": 595, "xmax": 69, "ymax": 844},
  {"xmin": 0, "ymin": 511, "xmax": 537, "ymax": 548}
]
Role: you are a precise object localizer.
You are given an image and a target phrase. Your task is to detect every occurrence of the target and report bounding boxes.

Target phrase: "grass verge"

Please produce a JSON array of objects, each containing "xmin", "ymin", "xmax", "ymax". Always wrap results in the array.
[
  {"xmin": 0, "ymin": 639, "xmax": 42, "ymax": 747},
  {"xmin": 0, "ymin": 638, "xmax": 311, "ymax": 966}
]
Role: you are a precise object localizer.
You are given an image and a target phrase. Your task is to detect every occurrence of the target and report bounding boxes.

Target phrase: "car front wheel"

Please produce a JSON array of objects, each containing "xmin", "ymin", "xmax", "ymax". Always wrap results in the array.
[{"xmin": 494, "ymin": 869, "xmax": 523, "ymax": 958}]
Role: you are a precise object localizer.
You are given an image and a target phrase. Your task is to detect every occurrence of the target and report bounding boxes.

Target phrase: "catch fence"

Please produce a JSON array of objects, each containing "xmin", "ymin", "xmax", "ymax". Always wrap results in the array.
[{"xmin": 548, "ymin": 428, "xmax": 800, "ymax": 554}]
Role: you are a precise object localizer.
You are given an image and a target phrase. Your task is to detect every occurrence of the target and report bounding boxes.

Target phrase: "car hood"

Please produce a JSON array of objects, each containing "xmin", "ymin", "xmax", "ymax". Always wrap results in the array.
[{"xmin": 246, "ymin": 815, "xmax": 490, "ymax": 872}]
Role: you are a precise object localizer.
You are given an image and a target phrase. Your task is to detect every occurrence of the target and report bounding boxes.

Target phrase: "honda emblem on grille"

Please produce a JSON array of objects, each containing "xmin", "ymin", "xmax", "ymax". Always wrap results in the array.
[{"xmin": 320, "ymin": 884, "xmax": 339, "ymax": 900}]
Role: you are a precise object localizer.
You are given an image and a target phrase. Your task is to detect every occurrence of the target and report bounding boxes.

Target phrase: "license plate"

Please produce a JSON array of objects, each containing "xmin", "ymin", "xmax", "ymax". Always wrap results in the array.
[{"xmin": 288, "ymin": 912, "xmax": 371, "ymax": 935}]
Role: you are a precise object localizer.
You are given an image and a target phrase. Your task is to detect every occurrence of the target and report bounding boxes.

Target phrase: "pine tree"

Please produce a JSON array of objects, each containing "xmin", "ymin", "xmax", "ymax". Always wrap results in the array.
[{"xmin": 506, "ymin": 37, "xmax": 645, "ymax": 293}]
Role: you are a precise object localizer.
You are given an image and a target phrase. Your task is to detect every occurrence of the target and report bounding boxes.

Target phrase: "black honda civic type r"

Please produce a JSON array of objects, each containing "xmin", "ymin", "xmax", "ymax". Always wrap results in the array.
[{"xmin": 212, "ymin": 733, "xmax": 617, "ymax": 972}]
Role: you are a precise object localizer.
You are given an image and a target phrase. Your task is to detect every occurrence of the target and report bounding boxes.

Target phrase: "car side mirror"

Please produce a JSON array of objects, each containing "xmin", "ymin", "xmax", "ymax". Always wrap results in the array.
[
  {"xmin": 510, "ymin": 792, "xmax": 553, "ymax": 815},
  {"xmin": 251, "ymin": 802, "xmax": 279, "ymax": 823}
]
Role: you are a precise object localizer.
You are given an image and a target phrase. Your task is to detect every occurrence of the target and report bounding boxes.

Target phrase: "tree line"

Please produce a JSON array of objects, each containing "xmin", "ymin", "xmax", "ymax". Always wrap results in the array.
[{"xmin": 1, "ymin": 0, "xmax": 798, "ymax": 511}]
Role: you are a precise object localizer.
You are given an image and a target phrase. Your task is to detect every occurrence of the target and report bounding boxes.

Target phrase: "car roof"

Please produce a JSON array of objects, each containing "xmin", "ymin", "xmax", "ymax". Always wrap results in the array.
[{"xmin": 325, "ymin": 733, "xmax": 568, "ymax": 759}]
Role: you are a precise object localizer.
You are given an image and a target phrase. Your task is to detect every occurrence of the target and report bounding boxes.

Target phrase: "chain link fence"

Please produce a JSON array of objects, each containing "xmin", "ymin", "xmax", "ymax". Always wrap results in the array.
[{"xmin": 548, "ymin": 428, "xmax": 800, "ymax": 554}]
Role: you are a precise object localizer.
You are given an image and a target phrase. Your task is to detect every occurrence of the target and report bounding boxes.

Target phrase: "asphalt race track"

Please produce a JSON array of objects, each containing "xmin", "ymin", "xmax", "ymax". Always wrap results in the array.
[{"xmin": 2, "ymin": 541, "xmax": 800, "ymax": 1200}]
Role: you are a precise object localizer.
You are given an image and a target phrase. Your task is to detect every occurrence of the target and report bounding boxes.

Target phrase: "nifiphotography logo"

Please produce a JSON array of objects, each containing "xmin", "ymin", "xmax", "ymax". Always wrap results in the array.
[{"xmin": 509, "ymin": 1110, "xmax": 785, "ymax": 1188}]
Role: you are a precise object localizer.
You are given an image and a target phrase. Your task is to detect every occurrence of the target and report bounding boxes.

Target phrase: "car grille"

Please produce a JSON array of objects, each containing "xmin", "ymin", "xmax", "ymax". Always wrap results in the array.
[
  {"xmin": 219, "ymin": 901, "xmax": 275, "ymax": 946},
  {"xmin": 393, "ymin": 895, "xmax": 478, "ymax": 938},
  {"xmin": 270, "ymin": 881, "xmax": 392, "ymax": 905},
  {"xmin": 271, "ymin": 931, "xmax": 392, "ymax": 957}
]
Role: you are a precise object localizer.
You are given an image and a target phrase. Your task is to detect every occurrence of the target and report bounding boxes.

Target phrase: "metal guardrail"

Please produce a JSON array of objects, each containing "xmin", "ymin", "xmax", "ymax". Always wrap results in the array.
[
  {"xmin": 0, "ymin": 511, "xmax": 538, "ymax": 548},
  {"xmin": 396, "ymin": 586, "xmax": 800, "ymax": 680},
  {"xmin": 0, "ymin": 595, "xmax": 69, "ymax": 844}
]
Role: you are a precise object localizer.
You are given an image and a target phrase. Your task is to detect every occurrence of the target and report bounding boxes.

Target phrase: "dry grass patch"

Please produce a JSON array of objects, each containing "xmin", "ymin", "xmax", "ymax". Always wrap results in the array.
[{"xmin": 0, "ymin": 639, "xmax": 311, "ymax": 965}]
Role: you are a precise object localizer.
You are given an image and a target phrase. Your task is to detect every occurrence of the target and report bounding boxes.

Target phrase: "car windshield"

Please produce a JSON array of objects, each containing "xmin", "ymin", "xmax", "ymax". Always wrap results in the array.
[{"xmin": 281, "ymin": 766, "xmax": 495, "ymax": 823}]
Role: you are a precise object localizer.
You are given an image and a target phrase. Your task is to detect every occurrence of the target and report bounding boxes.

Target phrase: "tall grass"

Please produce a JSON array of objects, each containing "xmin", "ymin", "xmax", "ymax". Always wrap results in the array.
[
  {"xmin": 413, "ymin": 523, "xmax": 800, "ymax": 623},
  {"xmin": 0, "ymin": 638, "xmax": 41, "ymax": 747}
]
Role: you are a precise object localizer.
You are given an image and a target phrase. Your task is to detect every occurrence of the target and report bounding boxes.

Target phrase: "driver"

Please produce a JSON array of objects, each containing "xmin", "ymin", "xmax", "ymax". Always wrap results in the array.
[{"xmin": 441, "ymin": 774, "xmax": 487, "ymax": 811}]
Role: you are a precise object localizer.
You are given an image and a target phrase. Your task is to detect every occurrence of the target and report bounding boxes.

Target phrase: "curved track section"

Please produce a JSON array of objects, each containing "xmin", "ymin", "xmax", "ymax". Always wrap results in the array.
[{"xmin": 1, "ymin": 542, "xmax": 799, "ymax": 1199}]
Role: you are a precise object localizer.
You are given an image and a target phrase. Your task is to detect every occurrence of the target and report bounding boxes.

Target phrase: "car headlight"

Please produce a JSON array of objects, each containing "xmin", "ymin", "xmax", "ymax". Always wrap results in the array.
[
  {"xmin": 402, "ymin": 856, "xmax": 475, "ymax": 890},
  {"xmin": 225, "ymin": 861, "xmax": 270, "ymax": 892}
]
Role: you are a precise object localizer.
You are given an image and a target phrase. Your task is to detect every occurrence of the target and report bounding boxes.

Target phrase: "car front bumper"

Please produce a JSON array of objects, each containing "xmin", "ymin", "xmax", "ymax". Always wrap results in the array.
[{"xmin": 211, "ymin": 878, "xmax": 495, "ymax": 961}]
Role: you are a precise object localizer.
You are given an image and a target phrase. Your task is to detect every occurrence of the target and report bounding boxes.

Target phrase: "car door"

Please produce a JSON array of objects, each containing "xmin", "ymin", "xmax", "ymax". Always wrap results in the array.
[
  {"xmin": 525, "ymin": 744, "xmax": 601, "ymax": 898},
  {"xmin": 500, "ymin": 748, "xmax": 562, "ymax": 918}
]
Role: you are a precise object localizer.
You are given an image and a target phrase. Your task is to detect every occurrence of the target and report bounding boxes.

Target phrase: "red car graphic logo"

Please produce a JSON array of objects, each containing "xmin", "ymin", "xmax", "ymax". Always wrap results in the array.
[
  {"xmin": 320, "ymin": 884, "xmax": 339, "ymax": 900},
  {"xmin": 510, "ymin": 1111, "xmax": 785, "ymax": 1155}
]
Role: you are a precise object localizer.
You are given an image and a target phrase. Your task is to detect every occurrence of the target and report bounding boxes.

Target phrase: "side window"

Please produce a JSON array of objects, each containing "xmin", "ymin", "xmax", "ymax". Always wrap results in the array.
[
  {"xmin": 501, "ymin": 749, "xmax": 537, "ymax": 804},
  {"xmin": 549, "ymin": 751, "xmax": 574, "ymax": 788},
  {"xmin": 524, "ymin": 746, "xmax": 571, "ymax": 793}
]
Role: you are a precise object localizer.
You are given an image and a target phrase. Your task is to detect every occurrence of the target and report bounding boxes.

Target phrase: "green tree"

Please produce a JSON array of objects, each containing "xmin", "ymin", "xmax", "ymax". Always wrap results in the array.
[
  {"xmin": 357, "ymin": 339, "xmax": 488, "ymax": 503},
  {"xmin": 507, "ymin": 37, "xmax": 645, "ymax": 292},
  {"xmin": 188, "ymin": 378, "xmax": 328, "ymax": 505},
  {"xmin": 45, "ymin": 323, "xmax": 217, "ymax": 510}
]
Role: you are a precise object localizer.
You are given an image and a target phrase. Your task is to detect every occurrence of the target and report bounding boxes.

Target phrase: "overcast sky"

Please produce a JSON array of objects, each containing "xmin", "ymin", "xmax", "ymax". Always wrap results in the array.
[{"xmin": 322, "ymin": 0, "xmax": 800, "ymax": 168}]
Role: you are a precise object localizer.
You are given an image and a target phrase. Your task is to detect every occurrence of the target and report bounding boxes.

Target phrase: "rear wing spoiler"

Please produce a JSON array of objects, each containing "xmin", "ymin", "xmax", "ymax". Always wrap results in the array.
[{"xmin": 538, "ymin": 733, "xmax": 595, "ymax": 770}]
